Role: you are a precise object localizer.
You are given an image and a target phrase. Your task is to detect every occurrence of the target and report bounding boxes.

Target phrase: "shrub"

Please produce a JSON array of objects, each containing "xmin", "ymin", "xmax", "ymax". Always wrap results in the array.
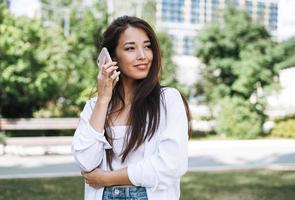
[
  {"xmin": 271, "ymin": 119, "xmax": 295, "ymax": 138},
  {"xmin": 0, "ymin": 133, "xmax": 7, "ymax": 144},
  {"xmin": 215, "ymin": 97, "xmax": 263, "ymax": 139}
]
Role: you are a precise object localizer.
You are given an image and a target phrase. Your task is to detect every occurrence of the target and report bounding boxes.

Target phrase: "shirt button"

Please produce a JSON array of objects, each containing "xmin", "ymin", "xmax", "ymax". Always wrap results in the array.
[{"xmin": 114, "ymin": 189, "xmax": 120, "ymax": 195}]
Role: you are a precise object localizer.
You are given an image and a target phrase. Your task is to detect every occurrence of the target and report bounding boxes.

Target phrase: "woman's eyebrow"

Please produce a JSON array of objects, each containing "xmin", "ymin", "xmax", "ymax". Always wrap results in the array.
[
  {"xmin": 124, "ymin": 41, "xmax": 135, "ymax": 45},
  {"xmin": 124, "ymin": 40, "xmax": 151, "ymax": 46}
]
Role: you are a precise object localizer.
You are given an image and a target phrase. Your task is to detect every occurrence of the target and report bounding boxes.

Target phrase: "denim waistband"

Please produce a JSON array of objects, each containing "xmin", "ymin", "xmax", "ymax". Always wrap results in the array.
[{"xmin": 103, "ymin": 186, "xmax": 148, "ymax": 200}]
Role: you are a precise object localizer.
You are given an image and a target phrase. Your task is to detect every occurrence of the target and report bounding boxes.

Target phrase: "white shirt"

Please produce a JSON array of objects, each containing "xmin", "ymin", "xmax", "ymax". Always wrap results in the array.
[
  {"xmin": 72, "ymin": 87, "xmax": 189, "ymax": 200},
  {"xmin": 106, "ymin": 126, "xmax": 145, "ymax": 171}
]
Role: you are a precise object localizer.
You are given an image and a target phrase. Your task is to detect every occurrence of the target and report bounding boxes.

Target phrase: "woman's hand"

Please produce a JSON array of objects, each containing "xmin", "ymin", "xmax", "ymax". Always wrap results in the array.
[
  {"xmin": 82, "ymin": 168, "xmax": 109, "ymax": 188},
  {"xmin": 97, "ymin": 60, "xmax": 121, "ymax": 104},
  {"xmin": 81, "ymin": 168, "xmax": 132, "ymax": 188}
]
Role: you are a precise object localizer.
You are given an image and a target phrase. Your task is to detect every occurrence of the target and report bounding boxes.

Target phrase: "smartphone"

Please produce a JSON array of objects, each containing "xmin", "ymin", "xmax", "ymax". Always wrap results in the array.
[{"xmin": 97, "ymin": 47, "xmax": 112, "ymax": 69}]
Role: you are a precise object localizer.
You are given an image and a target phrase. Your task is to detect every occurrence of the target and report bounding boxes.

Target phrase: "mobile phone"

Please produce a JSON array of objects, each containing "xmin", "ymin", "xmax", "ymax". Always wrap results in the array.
[{"xmin": 97, "ymin": 47, "xmax": 112, "ymax": 69}]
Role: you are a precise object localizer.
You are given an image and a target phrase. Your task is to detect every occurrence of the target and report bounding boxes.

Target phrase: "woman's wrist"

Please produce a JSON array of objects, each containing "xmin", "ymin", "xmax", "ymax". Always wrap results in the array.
[
  {"xmin": 89, "ymin": 97, "xmax": 110, "ymax": 133},
  {"xmin": 96, "ymin": 96, "xmax": 111, "ymax": 105},
  {"xmin": 102, "ymin": 171, "xmax": 113, "ymax": 186},
  {"xmin": 103, "ymin": 168, "xmax": 132, "ymax": 187}
]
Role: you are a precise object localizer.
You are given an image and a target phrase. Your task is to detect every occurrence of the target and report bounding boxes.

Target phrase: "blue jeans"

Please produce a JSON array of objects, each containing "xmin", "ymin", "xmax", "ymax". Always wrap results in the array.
[{"xmin": 102, "ymin": 186, "xmax": 148, "ymax": 200}]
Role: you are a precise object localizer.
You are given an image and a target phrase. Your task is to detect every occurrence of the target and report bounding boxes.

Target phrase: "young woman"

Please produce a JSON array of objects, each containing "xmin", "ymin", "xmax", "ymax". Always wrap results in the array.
[{"xmin": 72, "ymin": 16, "xmax": 191, "ymax": 200}]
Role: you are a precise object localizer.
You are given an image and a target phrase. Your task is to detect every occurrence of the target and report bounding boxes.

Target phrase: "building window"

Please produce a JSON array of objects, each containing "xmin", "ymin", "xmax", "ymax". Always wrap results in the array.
[
  {"xmin": 191, "ymin": 0, "xmax": 200, "ymax": 24},
  {"xmin": 245, "ymin": 0, "xmax": 252, "ymax": 16},
  {"xmin": 257, "ymin": 1, "xmax": 265, "ymax": 22},
  {"xmin": 183, "ymin": 36, "xmax": 194, "ymax": 55},
  {"xmin": 225, "ymin": 0, "xmax": 239, "ymax": 7},
  {"xmin": 211, "ymin": 0, "xmax": 219, "ymax": 21},
  {"xmin": 269, "ymin": 3, "xmax": 278, "ymax": 31},
  {"xmin": 161, "ymin": 0, "xmax": 184, "ymax": 22},
  {"xmin": 6, "ymin": 0, "xmax": 11, "ymax": 8}
]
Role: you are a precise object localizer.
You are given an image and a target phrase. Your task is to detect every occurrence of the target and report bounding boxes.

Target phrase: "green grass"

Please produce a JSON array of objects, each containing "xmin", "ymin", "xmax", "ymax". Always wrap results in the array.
[
  {"xmin": 0, "ymin": 176, "xmax": 84, "ymax": 200},
  {"xmin": 180, "ymin": 170, "xmax": 295, "ymax": 200},
  {"xmin": 0, "ymin": 170, "xmax": 294, "ymax": 200}
]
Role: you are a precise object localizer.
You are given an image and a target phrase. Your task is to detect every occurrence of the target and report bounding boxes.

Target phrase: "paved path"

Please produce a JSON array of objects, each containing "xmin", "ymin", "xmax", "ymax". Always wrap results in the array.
[
  {"xmin": 188, "ymin": 139, "xmax": 295, "ymax": 171},
  {"xmin": 0, "ymin": 139, "xmax": 295, "ymax": 179}
]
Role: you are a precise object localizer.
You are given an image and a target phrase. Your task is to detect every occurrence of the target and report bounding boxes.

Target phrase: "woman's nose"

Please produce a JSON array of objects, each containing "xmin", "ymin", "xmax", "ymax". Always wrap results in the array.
[{"xmin": 137, "ymin": 48, "xmax": 146, "ymax": 60}]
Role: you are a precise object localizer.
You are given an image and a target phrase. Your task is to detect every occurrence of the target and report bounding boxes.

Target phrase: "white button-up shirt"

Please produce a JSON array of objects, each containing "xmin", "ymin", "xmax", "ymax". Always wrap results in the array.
[{"xmin": 72, "ymin": 87, "xmax": 189, "ymax": 200}]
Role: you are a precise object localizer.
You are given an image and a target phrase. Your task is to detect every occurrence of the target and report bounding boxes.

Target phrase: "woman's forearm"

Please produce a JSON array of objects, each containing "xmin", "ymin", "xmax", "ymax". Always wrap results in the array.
[
  {"xmin": 104, "ymin": 168, "xmax": 133, "ymax": 186},
  {"xmin": 89, "ymin": 100, "xmax": 109, "ymax": 133},
  {"xmin": 83, "ymin": 167, "xmax": 133, "ymax": 187}
]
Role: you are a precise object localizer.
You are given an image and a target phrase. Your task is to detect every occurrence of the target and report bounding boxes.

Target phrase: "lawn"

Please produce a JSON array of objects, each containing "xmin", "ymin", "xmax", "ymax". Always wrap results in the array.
[{"xmin": 0, "ymin": 170, "xmax": 294, "ymax": 200}]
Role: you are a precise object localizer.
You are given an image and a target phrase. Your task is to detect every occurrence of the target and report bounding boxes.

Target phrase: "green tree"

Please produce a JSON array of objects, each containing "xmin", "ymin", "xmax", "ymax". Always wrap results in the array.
[
  {"xmin": 195, "ymin": 8, "xmax": 282, "ymax": 138},
  {"xmin": 52, "ymin": 1, "xmax": 108, "ymax": 115},
  {"xmin": 158, "ymin": 32, "xmax": 177, "ymax": 86},
  {"xmin": 216, "ymin": 96, "xmax": 263, "ymax": 139},
  {"xmin": 157, "ymin": 32, "xmax": 190, "ymax": 96},
  {"xmin": 0, "ymin": 3, "xmax": 58, "ymax": 117},
  {"xmin": 33, "ymin": 1, "xmax": 109, "ymax": 117},
  {"xmin": 142, "ymin": 0, "xmax": 157, "ymax": 27},
  {"xmin": 276, "ymin": 37, "xmax": 295, "ymax": 70},
  {"xmin": 0, "ymin": 1, "xmax": 108, "ymax": 117}
]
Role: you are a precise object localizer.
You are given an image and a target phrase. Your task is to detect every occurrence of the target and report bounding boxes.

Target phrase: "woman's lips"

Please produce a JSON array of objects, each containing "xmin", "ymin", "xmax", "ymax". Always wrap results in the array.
[{"xmin": 134, "ymin": 64, "xmax": 148, "ymax": 70}]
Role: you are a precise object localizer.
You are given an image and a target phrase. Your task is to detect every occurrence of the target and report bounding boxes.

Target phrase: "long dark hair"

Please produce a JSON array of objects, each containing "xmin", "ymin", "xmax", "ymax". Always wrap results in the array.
[{"xmin": 99, "ymin": 16, "xmax": 191, "ymax": 169}]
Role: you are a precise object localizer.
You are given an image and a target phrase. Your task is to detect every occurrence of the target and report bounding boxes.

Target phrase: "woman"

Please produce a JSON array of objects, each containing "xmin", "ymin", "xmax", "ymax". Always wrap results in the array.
[{"xmin": 72, "ymin": 16, "xmax": 191, "ymax": 200}]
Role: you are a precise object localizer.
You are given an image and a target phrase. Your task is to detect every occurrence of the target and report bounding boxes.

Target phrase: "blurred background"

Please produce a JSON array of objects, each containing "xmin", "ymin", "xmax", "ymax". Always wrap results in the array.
[
  {"xmin": 0, "ymin": 0, "xmax": 295, "ymax": 199},
  {"xmin": 1, "ymin": 0, "xmax": 295, "ymax": 139}
]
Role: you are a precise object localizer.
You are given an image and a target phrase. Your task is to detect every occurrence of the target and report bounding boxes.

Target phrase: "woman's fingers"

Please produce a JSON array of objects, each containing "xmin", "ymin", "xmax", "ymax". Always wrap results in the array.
[
  {"xmin": 102, "ymin": 61, "xmax": 117, "ymax": 71},
  {"xmin": 103, "ymin": 65, "xmax": 118, "ymax": 76},
  {"xmin": 96, "ymin": 62, "xmax": 120, "ymax": 100},
  {"xmin": 110, "ymin": 70, "xmax": 120, "ymax": 81}
]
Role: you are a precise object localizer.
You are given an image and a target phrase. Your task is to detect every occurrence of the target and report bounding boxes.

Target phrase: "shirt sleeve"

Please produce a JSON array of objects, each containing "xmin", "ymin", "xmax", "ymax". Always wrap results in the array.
[
  {"xmin": 127, "ymin": 88, "xmax": 189, "ymax": 191},
  {"xmin": 71, "ymin": 99, "xmax": 112, "ymax": 172}
]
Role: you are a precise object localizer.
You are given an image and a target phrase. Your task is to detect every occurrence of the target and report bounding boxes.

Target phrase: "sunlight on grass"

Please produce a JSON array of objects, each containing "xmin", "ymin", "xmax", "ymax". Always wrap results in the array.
[
  {"xmin": 180, "ymin": 170, "xmax": 295, "ymax": 200},
  {"xmin": 0, "ymin": 170, "xmax": 294, "ymax": 200}
]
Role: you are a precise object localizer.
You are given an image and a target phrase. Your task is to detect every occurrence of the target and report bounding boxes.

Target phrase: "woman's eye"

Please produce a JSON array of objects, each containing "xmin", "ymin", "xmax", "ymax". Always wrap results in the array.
[
  {"xmin": 145, "ymin": 45, "xmax": 152, "ymax": 49},
  {"xmin": 125, "ymin": 47, "xmax": 135, "ymax": 51}
]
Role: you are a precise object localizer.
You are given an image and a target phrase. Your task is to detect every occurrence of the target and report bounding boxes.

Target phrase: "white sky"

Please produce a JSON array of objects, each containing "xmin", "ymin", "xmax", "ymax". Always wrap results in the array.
[
  {"xmin": 278, "ymin": 0, "xmax": 295, "ymax": 41},
  {"xmin": 9, "ymin": 0, "xmax": 295, "ymax": 41},
  {"xmin": 9, "ymin": 0, "xmax": 41, "ymax": 18}
]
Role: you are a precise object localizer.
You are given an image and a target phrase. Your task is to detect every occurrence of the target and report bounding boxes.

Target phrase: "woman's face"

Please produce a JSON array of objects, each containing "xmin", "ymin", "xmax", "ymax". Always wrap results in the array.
[{"xmin": 115, "ymin": 26, "xmax": 153, "ymax": 82}]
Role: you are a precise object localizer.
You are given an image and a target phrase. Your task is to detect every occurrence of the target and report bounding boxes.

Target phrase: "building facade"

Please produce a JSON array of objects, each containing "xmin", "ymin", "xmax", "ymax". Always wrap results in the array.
[{"xmin": 156, "ymin": 0, "xmax": 279, "ymax": 55}]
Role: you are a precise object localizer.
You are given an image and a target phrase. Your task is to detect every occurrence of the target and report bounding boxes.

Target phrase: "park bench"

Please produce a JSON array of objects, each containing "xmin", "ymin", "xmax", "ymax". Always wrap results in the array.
[
  {"xmin": 0, "ymin": 118, "xmax": 79, "ymax": 155},
  {"xmin": 0, "ymin": 118, "xmax": 79, "ymax": 131}
]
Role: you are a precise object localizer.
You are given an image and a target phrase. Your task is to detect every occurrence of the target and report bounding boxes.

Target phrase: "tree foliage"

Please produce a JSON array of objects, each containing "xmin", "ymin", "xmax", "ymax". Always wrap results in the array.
[
  {"xmin": 142, "ymin": 0, "xmax": 157, "ymax": 28},
  {"xmin": 1, "ymin": 0, "xmax": 179, "ymax": 118},
  {"xmin": 276, "ymin": 37, "xmax": 295, "ymax": 70},
  {"xmin": 158, "ymin": 31, "xmax": 191, "ymax": 96},
  {"xmin": 0, "ymin": 3, "xmax": 54, "ymax": 117},
  {"xmin": 216, "ymin": 96, "xmax": 263, "ymax": 138},
  {"xmin": 157, "ymin": 32, "xmax": 177, "ymax": 87},
  {"xmin": 196, "ymin": 8, "xmax": 281, "ymax": 105},
  {"xmin": 0, "ymin": 1, "xmax": 108, "ymax": 117},
  {"xmin": 195, "ymin": 8, "xmax": 283, "ymax": 137}
]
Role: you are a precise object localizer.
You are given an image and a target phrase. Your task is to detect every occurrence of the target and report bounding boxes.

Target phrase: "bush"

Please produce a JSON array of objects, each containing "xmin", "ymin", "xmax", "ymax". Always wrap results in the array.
[
  {"xmin": 215, "ymin": 97, "xmax": 263, "ymax": 139},
  {"xmin": 0, "ymin": 133, "xmax": 7, "ymax": 144},
  {"xmin": 271, "ymin": 119, "xmax": 295, "ymax": 138}
]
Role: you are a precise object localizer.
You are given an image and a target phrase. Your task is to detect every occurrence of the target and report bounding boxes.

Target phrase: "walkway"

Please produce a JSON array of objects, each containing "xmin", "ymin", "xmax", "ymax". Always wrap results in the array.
[{"xmin": 0, "ymin": 139, "xmax": 295, "ymax": 179}]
